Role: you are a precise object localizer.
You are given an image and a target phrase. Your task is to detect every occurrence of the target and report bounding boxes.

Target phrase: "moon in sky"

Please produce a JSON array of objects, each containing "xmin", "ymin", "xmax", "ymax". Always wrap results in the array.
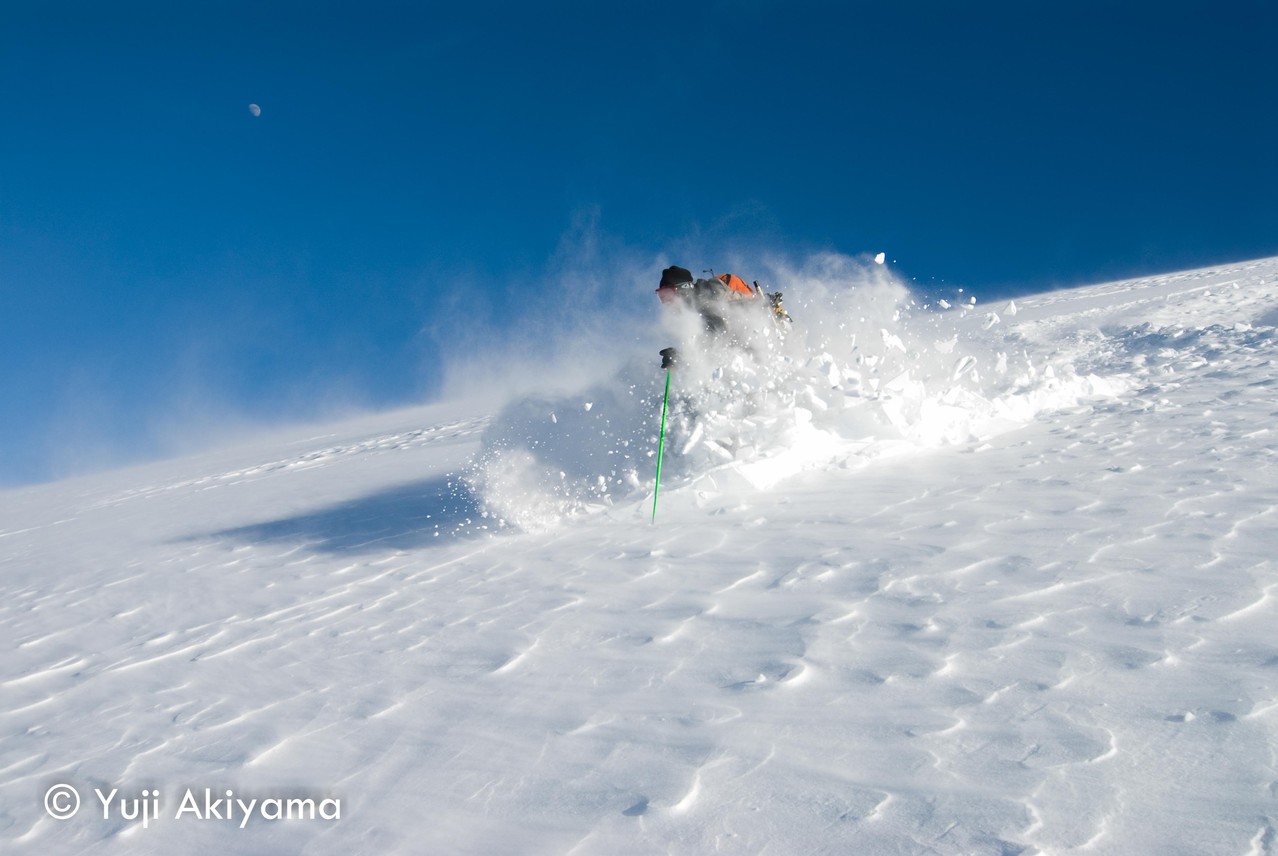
[{"xmin": 248, "ymin": 103, "xmax": 261, "ymax": 117}]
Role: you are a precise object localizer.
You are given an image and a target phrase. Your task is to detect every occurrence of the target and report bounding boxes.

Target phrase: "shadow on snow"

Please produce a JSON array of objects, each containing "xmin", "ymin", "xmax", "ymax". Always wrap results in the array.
[{"xmin": 198, "ymin": 475, "xmax": 490, "ymax": 554}]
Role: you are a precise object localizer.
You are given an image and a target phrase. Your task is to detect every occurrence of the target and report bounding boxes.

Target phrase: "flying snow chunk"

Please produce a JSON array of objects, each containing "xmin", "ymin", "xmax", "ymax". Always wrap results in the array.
[
  {"xmin": 248, "ymin": 103, "xmax": 262, "ymax": 117},
  {"xmin": 874, "ymin": 252, "xmax": 886, "ymax": 265}
]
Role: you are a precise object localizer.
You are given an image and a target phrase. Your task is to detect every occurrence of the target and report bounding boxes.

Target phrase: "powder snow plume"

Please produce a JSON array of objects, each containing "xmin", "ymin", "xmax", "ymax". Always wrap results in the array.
[{"xmin": 469, "ymin": 253, "xmax": 1123, "ymax": 531}]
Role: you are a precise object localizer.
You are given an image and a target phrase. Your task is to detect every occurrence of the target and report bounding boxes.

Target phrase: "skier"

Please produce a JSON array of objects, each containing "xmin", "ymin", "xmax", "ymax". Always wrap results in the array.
[{"xmin": 655, "ymin": 265, "xmax": 790, "ymax": 367}]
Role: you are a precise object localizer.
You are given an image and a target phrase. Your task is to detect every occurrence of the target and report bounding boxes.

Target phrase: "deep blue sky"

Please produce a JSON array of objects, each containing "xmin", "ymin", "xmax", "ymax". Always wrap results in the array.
[{"xmin": 3, "ymin": 1, "xmax": 1276, "ymax": 486}]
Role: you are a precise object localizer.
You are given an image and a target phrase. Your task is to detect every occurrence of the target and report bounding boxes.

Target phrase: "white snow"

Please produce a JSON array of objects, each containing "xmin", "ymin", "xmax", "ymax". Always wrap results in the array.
[{"xmin": 3, "ymin": 256, "xmax": 1277, "ymax": 855}]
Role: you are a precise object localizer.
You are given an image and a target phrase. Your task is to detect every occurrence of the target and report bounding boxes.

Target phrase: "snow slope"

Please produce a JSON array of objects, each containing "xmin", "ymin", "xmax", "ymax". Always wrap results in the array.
[{"xmin": 2, "ymin": 256, "xmax": 1277, "ymax": 855}]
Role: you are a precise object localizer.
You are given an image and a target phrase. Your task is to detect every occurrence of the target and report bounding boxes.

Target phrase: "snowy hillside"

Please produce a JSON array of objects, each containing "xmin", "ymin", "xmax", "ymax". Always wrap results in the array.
[{"xmin": 2, "ymin": 256, "xmax": 1277, "ymax": 855}]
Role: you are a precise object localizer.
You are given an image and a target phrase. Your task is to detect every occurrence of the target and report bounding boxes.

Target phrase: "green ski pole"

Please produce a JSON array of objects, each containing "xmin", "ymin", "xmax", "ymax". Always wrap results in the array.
[{"xmin": 652, "ymin": 369, "xmax": 671, "ymax": 523}]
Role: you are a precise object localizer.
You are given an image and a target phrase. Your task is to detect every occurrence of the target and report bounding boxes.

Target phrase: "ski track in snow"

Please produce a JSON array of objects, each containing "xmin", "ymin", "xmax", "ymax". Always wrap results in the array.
[{"xmin": 2, "ymin": 257, "xmax": 1277, "ymax": 854}]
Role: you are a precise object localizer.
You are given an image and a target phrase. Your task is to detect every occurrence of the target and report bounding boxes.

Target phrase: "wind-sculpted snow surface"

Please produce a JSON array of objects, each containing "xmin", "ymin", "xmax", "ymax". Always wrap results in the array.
[
  {"xmin": 473, "ymin": 255, "xmax": 1123, "ymax": 530},
  {"xmin": 3, "ymin": 256, "xmax": 1278, "ymax": 856}
]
